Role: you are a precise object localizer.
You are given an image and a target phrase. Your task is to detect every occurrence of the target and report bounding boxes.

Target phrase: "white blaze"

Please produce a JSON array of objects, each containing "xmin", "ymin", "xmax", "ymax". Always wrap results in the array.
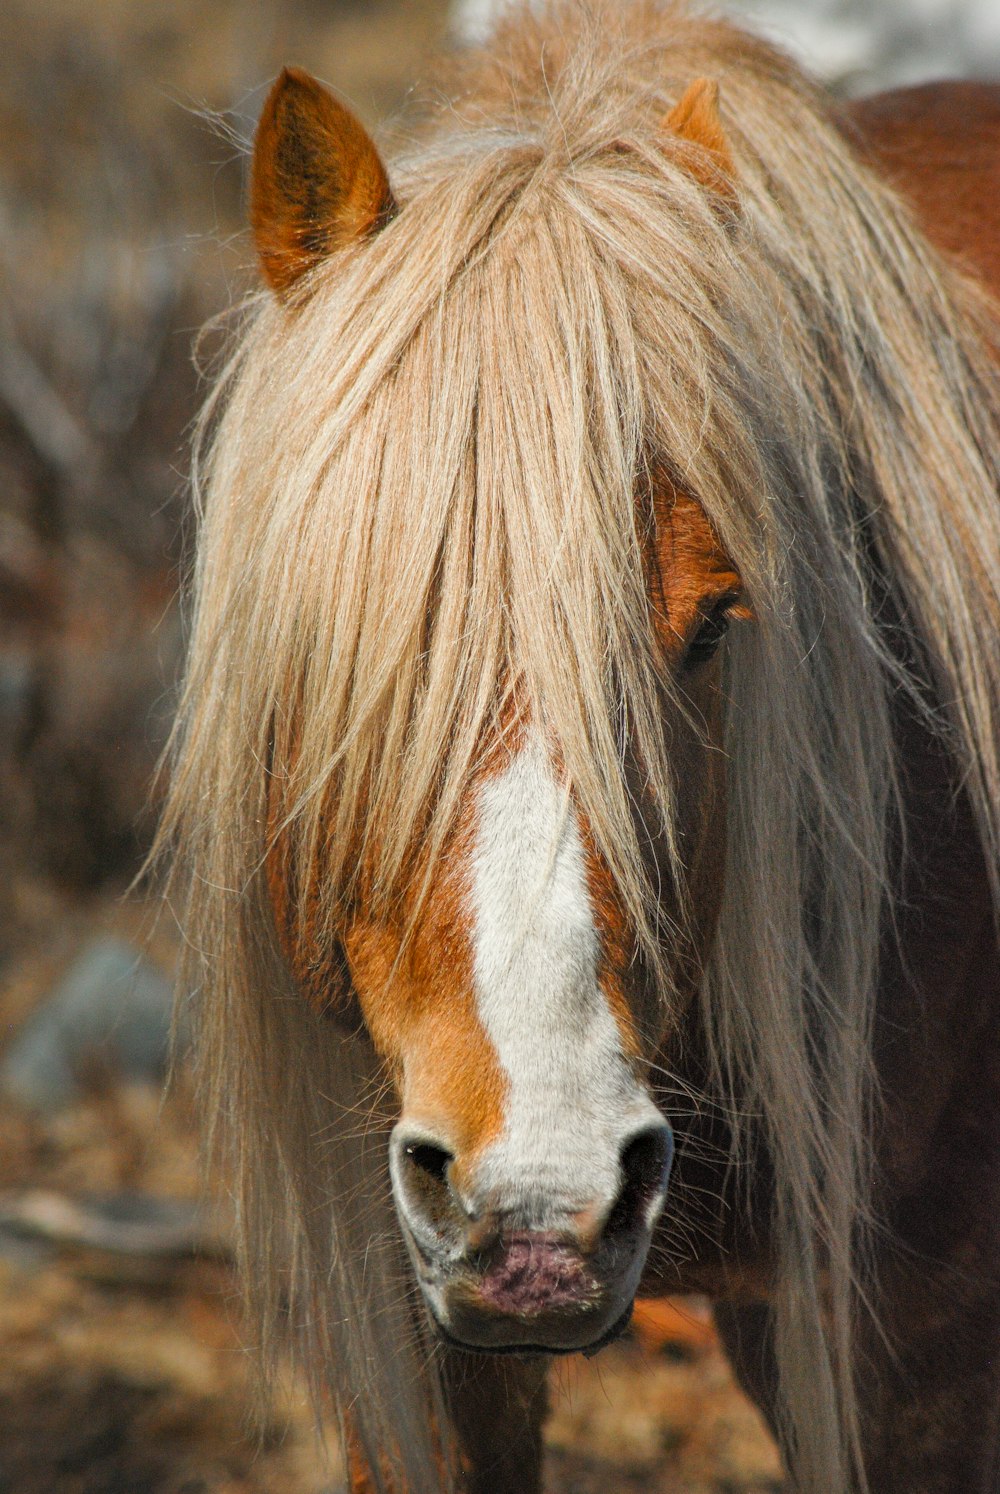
[{"xmin": 469, "ymin": 733, "xmax": 662, "ymax": 1221}]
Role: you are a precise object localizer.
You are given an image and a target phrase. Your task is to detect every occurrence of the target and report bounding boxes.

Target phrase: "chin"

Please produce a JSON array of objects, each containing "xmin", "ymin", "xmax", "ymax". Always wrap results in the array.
[{"xmin": 429, "ymin": 1296, "xmax": 637, "ymax": 1357}]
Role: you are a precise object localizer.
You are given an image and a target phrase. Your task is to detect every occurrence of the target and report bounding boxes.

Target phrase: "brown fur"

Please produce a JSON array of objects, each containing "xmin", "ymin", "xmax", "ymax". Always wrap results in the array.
[
  {"xmin": 651, "ymin": 485, "xmax": 750, "ymax": 655},
  {"xmin": 342, "ymin": 828, "xmax": 509, "ymax": 1180},
  {"xmin": 651, "ymin": 486, "xmax": 748, "ymax": 986},
  {"xmin": 251, "ymin": 68, "xmax": 395, "ymax": 295},
  {"xmin": 848, "ymin": 82, "xmax": 1000, "ymax": 293},
  {"xmin": 269, "ymin": 769, "xmax": 511, "ymax": 1171}
]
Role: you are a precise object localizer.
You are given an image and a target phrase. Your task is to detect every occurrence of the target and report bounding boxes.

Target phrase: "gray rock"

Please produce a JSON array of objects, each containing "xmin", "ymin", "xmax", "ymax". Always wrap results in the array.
[
  {"xmin": 0, "ymin": 1190, "xmax": 214, "ymax": 1258},
  {"xmin": 0, "ymin": 935, "xmax": 175, "ymax": 1110}
]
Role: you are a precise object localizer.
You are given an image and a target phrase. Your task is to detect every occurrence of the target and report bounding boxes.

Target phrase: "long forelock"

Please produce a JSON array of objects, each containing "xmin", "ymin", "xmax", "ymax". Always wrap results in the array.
[
  {"xmin": 233, "ymin": 137, "xmax": 737, "ymax": 958},
  {"xmin": 279, "ymin": 117, "xmax": 809, "ymax": 925}
]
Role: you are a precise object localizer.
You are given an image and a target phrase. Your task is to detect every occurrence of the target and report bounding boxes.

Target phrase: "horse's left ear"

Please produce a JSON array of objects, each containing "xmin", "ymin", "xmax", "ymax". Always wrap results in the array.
[
  {"xmin": 250, "ymin": 67, "xmax": 396, "ymax": 297},
  {"xmin": 664, "ymin": 78, "xmax": 738, "ymax": 204}
]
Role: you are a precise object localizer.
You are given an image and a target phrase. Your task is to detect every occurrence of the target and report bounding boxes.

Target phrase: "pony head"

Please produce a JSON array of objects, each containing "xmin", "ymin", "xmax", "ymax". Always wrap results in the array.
[{"xmin": 251, "ymin": 66, "xmax": 746, "ymax": 1354}]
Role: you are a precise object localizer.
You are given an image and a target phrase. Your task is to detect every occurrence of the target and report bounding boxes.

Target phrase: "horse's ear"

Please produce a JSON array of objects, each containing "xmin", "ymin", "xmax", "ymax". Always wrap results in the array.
[
  {"xmin": 664, "ymin": 78, "xmax": 738, "ymax": 204},
  {"xmin": 250, "ymin": 67, "xmax": 396, "ymax": 297}
]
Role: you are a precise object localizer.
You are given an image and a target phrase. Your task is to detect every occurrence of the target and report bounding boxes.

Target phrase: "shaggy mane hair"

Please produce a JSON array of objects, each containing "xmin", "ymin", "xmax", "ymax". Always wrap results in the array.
[{"xmin": 156, "ymin": 4, "xmax": 1000, "ymax": 1489}]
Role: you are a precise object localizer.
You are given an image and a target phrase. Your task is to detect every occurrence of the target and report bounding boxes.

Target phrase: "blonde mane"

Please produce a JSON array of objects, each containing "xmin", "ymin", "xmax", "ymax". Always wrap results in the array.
[{"xmin": 157, "ymin": 4, "xmax": 1000, "ymax": 1490}]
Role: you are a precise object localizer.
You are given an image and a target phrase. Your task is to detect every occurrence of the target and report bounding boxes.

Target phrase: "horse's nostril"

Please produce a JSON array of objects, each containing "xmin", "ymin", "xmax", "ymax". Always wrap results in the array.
[
  {"xmin": 395, "ymin": 1133, "xmax": 459, "ymax": 1237},
  {"xmin": 622, "ymin": 1125, "xmax": 672, "ymax": 1197},
  {"xmin": 605, "ymin": 1124, "xmax": 673, "ymax": 1239},
  {"xmin": 404, "ymin": 1140, "xmax": 453, "ymax": 1186}
]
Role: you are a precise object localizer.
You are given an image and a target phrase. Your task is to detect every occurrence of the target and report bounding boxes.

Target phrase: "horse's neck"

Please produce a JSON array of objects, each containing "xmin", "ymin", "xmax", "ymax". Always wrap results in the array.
[
  {"xmin": 846, "ymin": 80, "xmax": 1000, "ymax": 1188},
  {"xmin": 848, "ymin": 81, "xmax": 1000, "ymax": 299},
  {"xmin": 654, "ymin": 693, "xmax": 996, "ymax": 1295},
  {"xmin": 875, "ymin": 673, "xmax": 996, "ymax": 1174}
]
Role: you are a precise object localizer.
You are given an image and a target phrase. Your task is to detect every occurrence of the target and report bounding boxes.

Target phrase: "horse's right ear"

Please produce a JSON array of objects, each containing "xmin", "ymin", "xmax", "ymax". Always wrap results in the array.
[
  {"xmin": 664, "ymin": 77, "xmax": 738, "ymax": 206},
  {"xmin": 250, "ymin": 68, "xmax": 396, "ymax": 298}
]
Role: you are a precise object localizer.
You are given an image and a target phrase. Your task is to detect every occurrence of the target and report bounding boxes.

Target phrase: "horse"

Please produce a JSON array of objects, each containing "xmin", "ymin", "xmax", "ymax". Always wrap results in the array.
[{"xmin": 156, "ymin": 3, "xmax": 1000, "ymax": 1489}]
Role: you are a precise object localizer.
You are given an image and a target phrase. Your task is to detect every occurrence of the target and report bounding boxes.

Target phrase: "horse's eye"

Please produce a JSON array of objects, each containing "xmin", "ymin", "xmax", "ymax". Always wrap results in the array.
[{"xmin": 685, "ymin": 601, "xmax": 734, "ymax": 666}]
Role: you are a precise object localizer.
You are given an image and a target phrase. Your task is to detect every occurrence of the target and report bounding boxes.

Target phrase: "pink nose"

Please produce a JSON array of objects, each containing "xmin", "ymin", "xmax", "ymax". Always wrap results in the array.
[{"xmin": 477, "ymin": 1231, "xmax": 592, "ymax": 1315}]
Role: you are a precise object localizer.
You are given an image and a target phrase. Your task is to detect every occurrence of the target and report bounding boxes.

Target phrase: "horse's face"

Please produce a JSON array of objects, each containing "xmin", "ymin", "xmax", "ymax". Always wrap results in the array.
[
  {"xmin": 252, "ymin": 68, "xmax": 746, "ymax": 1355},
  {"xmin": 336, "ymin": 489, "xmax": 742, "ymax": 1355},
  {"xmin": 343, "ymin": 729, "xmax": 667, "ymax": 1354}
]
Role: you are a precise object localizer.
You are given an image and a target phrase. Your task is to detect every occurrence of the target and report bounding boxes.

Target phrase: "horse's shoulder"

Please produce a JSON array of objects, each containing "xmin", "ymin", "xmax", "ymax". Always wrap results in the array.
[{"xmin": 845, "ymin": 81, "xmax": 1000, "ymax": 297}]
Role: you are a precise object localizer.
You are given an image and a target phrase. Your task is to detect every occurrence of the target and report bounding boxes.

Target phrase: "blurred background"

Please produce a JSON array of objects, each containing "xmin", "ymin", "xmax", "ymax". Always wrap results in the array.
[{"xmin": 0, "ymin": 2, "xmax": 996, "ymax": 1490}]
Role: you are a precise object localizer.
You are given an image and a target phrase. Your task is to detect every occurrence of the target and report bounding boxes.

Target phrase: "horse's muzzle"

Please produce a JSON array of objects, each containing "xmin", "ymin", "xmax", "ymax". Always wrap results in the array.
[
  {"xmin": 432, "ymin": 1228, "xmax": 614, "ymax": 1353},
  {"xmin": 390, "ymin": 1121, "xmax": 673, "ymax": 1353}
]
